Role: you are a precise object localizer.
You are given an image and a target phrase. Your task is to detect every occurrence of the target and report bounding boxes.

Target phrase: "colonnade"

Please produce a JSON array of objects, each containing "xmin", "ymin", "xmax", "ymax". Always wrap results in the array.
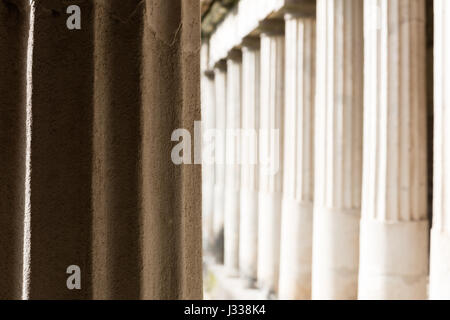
[{"xmin": 202, "ymin": 0, "xmax": 449, "ymax": 300}]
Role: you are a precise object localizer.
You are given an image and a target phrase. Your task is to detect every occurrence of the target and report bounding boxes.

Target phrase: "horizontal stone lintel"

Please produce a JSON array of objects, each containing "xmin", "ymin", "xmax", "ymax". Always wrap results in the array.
[{"xmin": 204, "ymin": 0, "xmax": 316, "ymax": 70}]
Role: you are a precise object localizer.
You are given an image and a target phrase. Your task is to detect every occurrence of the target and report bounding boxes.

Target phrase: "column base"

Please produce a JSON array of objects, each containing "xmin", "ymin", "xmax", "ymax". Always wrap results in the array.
[
  {"xmin": 358, "ymin": 219, "xmax": 429, "ymax": 300},
  {"xmin": 311, "ymin": 207, "xmax": 360, "ymax": 300},
  {"xmin": 278, "ymin": 198, "xmax": 313, "ymax": 300},
  {"xmin": 239, "ymin": 189, "xmax": 258, "ymax": 287},
  {"xmin": 429, "ymin": 229, "xmax": 450, "ymax": 299},
  {"xmin": 213, "ymin": 185, "xmax": 225, "ymax": 264},
  {"xmin": 202, "ymin": 182, "xmax": 215, "ymax": 254},
  {"xmin": 224, "ymin": 187, "xmax": 240, "ymax": 277},
  {"xmin": 257, "ymin": 191, "xmax": 282, "ymax": 295}
]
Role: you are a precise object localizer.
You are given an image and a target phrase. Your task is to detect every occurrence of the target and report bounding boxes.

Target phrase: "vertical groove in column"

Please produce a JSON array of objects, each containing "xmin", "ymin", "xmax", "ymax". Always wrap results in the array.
[
  {"xmin": 240, "ymin": 38, "xmax": 260, "ymax": 287},
  {"xmin": 224, "ymin": 50, "xmax": 242, "ymax": 276},
  {"xmin": 0, "ymin": 0, "xmax": 28, "ymax": 299},
  {"xmin": 92, "ymin": 0, "xmax": 144, "ymax": 300},
  {"xmin": 26, "ymin": 0, "xmax": 94, "ymax": 299},
  {"xmin": 359, "ymin": 0, "xmax": 428, "ymax": 300},
  {"xmin": 213, "ymin": 61, "xmax": 227, "ymax": 264},
  {"xmin": 141, "ymin": 0, "xmax": 202, "ymax": 299},
  {"xmin": 279, "ymin": 14, "xmax": 316, "ymax": 300},
  {"xmin": 178, "ymin": 1, "xmax": 203, "ymax": 298},
  {"xmin": 257, "ymin": 25, "xmax": 285, "ymax": 296},
  {"xmin": 430, "ymin": 0, "xmax": 450, "ymax": 300},
  {"xmin": 312, "ymin": 0, "xmax": 363, "ymax": 300}
]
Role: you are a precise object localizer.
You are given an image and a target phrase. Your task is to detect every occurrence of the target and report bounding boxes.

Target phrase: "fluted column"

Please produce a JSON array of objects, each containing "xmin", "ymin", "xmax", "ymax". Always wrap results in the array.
[
  {"xmin": 224, "ymin": 50, "xmax": 242, "ymax": 276},
  {"xmin": 240, "ymin": 38, "xmax": 260, "ymax": 287},
  {"xmin": 213, "ymin": 61, "xmax": 227, "ymax": 264},
  {"xmin": 311, "ymin": 0, "xmax": 363, "ymax": 300},
  {"xmin": 279, "ymin": 13, "xmax": 316, "ymax": 300},
  {"xmin": 429, "ymin": 0, "xmax": 450, "ymax": 300},
  {"xmin": 359, "ymin": 0, "xmax": 428, "ymax": 300},
  {"xmin": 257, "ymin": 22, "xmax": 285, "ymax": 296},
  {"xmin": 0, "ymin": 0, "xmax": 202, "ymax": 299},
  {"xmin": 201, "ymin": 43, "xmax": 216, "ymax": 255}
]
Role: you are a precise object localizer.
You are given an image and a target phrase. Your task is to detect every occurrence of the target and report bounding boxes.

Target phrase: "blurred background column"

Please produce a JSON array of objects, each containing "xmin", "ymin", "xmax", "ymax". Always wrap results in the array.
[
  {"xmin": 201, "ymin": 42, "xmax": 216, "ymax": 256},
  {"xmin": 224, "ymin": 49, "xmax": 243, "ymax": 276},
  {"xmin": 359, "ymin": 0, "xmax": 429, "ymax": 300},
  {"xmin": 240, "ymin": 37, "xmax": 261, "ymax": 287},
  {"xmin": 312, "ymin": 0, "xmax": 363, "ymax": 300},
  {"xmin": 213, "ymin": 60, "xmax": 228, "ymax": 264},
  {"xmin": 279, "ymin": 11, "xmax": 316, "ymax": 300},
  {"xmin": 257, "ymin": 21, "xmax": 285, "ymax": 297},
  {"xmin": 430, "ymin": 0, "xmax": 450, "ymax": 300}
]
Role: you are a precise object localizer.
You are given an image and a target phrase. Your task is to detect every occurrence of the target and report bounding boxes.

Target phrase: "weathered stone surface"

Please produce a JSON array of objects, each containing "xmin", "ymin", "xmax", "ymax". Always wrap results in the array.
[{"xmin": 0, "ymin": 0, "xmax": 202, "ymax": 300}]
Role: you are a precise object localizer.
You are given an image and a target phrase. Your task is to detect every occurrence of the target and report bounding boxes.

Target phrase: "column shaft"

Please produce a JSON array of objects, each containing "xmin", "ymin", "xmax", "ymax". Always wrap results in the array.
[
  {"xmin": 213, "ymin": 62, "xmax": 227, "ymax": 264},
  {"xmin": 201, "ymin": 44, "xmax": 216, "ymax": 256},
  {"xmin": 359, "ymin": 0, "xmax": 429, "ymax": 300},
  {"xmin": 224, "ymin": 50, "xmax": 242, "ymax": 275},
  {"xmin": 140, "ymin": 0, "xmax": 202, "ymax": 299},
  {"xmin": 430, "ymin": 0, "xmax": 450, "ymax": 300},
  {"xmin": 240, "ymin": 39, "xmax": 260, "ymax": 286},
  {"xmin": 312, "ymin": 0, "xmax": 363, "ymax": 300},
  {"xmin": 257, "ymin": 28, "xmax": 285, "ymax": 296},
  {"xmin": 279, "ymin": 15, "xmax": 316, "ymax": 300},
  {"xmin": 92, "ymin": 0, "xmax": 143, "ymax": 299}
]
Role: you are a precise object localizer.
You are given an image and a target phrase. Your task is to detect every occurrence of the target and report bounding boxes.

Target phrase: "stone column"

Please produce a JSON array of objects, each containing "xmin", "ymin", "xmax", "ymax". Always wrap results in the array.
[
  {"xmin": 359, "ymin": 0, "xmax": 428, "ymax": 300},
  {"xmin": 224, "ymin": 50, "xmax": 242, "ymax": 276},
  {"xmin": 279, "ymin": 13, "xmax": 316, "ymax": 300},
  {"xmin": 0, "ymin": 0, "xmax": 202, "ymax": 300},
  {"xmin": 257, "ymin": 22, "xmax": 285, "ymax": 296},
  {"xmin": 429, "ymin": 0, "xmax": 449, "ymax": 300},
  {"xmin": 201, "ymin": 43, "xmax": 216, "ymax": 255},
  {"xmin": 213, "ymin": 61, "xmax": 227, "ymax": 264},
  {"xmin": 311, "ymin": 0, "xmax": 363, "ymax": 300},
  {"xmin": 240, "ymin": 37, "xmax": 260, "ymax": 287}
]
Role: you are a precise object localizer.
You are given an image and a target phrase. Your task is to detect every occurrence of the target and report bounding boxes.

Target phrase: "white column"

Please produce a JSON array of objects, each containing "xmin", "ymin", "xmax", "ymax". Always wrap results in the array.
[
  {"xmin": 429, "ymin": 0, "xmax": 450, "ymax": 300},
  {"xmin": 201, "ymin": 44, "xmax": 216, "ymax": 255},
  {"xmin": 240, "ymin": 38, "xmax": 260, "ymax": 287},
  {"xmin": 279, "ymin": 14, "xmax": 316, "ymax": 300},
  {"xmin": 257, "ymin": 23, "xmax": 285, "ymax": 296},
  {"xmin": 359, "ymin": 0, "xmax": 429, "ymax": 300},
  {"xmin": 213, "ymin": 61, "xmax": 227, "ymax": 264},
  {"xmin": 224, "ymin": 50, "xmax": 242, "ymax": 276},
  {"xmin": 312, "ymin": 0, "xmax": 363, "ymax": 300}
]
